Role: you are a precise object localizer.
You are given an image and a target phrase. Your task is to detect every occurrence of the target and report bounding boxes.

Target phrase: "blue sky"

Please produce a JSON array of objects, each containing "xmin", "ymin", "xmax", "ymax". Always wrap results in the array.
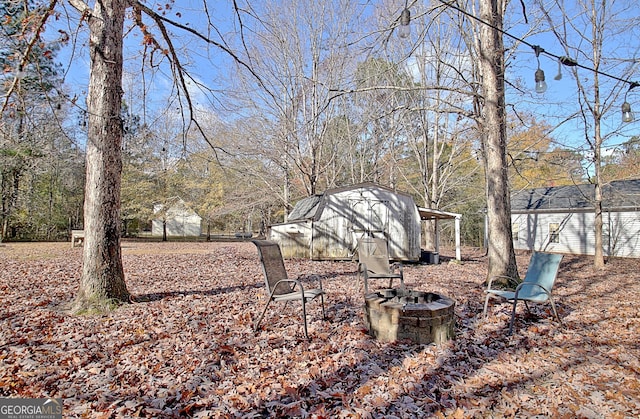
[
  {"xmin": 502, "ymin": 2, "xmax": 640, "ymax": 157},
  {"xmin": 46, "ymin": 0, "xmax": 639, "ymax": 161}
]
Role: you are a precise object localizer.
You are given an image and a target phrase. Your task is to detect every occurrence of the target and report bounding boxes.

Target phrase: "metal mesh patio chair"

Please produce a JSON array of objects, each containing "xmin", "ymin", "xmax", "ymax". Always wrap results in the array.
[
  {"xmin": 252, "ymin": 240, "xmax": 326, "ymax": 339},
  {"xmin": 357, "ymin": 237, "xmax": 404, "ymax": 294}
]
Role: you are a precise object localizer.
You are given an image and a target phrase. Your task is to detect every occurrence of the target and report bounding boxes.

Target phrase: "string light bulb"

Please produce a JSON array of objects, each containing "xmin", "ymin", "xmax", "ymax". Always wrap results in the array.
[
  {"xmin": 622, "ymin": 83, "xmax": 639, "ymax": 123},
  {"xmin": 622, "ymin": 102, "xmax": 633, "ymax": 123},
  {"xmin": 533, "ymin": 46, "xmax": 547, "ymax": 94},
  {"xmin": 398, "ymin": 8, "xmax": 410, "ymax": 39},
  {"xmin": 535, "ymin": 69, "xmax": 547, "ymax": 93},
  {"xmin": 554, "ymin": 59, "xmax": 563, "ymax": 80}
]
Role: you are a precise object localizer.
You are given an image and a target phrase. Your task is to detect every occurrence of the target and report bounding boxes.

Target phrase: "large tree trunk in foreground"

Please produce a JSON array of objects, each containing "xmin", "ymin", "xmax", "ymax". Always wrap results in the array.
[
  {"xmin": 73, "ymin": 0, "xmax": 130, "ymax": 311},
  {"xmin": 478, "ymin": 0, "xmax": 519, "ymax": 286}
]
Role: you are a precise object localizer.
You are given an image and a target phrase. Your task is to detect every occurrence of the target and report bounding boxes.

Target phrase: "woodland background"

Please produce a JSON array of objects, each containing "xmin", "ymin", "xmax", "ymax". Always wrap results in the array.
[
  {"xmin": 2, "ymin": 1, "xmax": 640, "ymax": 414},
  {"xmin": 1, "ymin": 241, "xmax": 639, "ymax": 417},
  {"xmin": 2, "ymin": 0, "xmax": 640, "ymax": 245}
]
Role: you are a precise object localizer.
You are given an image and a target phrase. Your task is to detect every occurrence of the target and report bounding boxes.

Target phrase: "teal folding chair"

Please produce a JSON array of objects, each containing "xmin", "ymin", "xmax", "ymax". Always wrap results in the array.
[{"xmin": 483, "ymin": 252, "xmax": 563, "ymax": 335}]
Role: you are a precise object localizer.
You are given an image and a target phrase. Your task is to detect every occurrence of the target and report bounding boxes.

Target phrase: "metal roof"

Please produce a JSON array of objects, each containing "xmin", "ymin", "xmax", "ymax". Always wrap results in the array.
[
  {"xmin": 286, "ymin": 183, "xmax": 413, "ymax": 221},
  {"xmin": 287, "ymin": 195, "xmax": 322, "ymax": 221},
  {"xmin": 511, "ymin": 179, "xmax": 640, "ymax": 212},
  {"xmin": 418, "ymin": 207, "xmax": 462, "ymax": 220}
]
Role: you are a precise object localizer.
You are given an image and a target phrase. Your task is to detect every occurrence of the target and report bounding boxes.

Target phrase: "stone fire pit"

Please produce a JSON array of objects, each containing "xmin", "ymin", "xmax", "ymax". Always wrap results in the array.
[{"xmin": 364, "ymin": 288, "xmax": 455, "ymax": 345}]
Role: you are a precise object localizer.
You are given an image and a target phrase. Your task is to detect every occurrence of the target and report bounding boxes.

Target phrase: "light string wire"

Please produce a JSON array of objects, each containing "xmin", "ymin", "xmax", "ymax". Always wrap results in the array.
[{"xmin": 435, "ymin": 0, "xmax": 640, "ymax": 92}]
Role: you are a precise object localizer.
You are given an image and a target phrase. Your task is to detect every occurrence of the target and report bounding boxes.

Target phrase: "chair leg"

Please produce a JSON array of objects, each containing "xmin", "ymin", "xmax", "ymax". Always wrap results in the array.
[
  {"xmin": 482, "ymin": 294, "xmax": 491, "ymax": 318},
  {"xmin": 254, "ymin": 299, "xmax": 272, "ymax": 332},
  {"xmin": 301, "ymin": 298, "xmax": 309, "ymax": 340},
  {"xmin": 548, "ymin": 297, "xmax": 562, "ymax": 325},
  {"xmin": 320, "ymin": 294, "xmax": 326, "ymax": 320},
  {"xmin": 508, "ymin": 298, "xmax": 519, "ymax": 335}
]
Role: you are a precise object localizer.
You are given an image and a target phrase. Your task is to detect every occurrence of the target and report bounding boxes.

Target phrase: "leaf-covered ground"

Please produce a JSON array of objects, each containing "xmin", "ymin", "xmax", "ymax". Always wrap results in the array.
[{"xmin": 1, "ymin": 241, "xmax": 639, "ymax": 418}]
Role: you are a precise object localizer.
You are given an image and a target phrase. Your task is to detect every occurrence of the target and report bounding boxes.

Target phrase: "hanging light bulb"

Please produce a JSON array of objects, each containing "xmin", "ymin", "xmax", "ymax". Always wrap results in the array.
[
  {"xmin": 622, "ymin": 102, "xmax": 634, "ymax": 123},
  {"xmin": 398, "ymin": 8, "xmax": 411, "ymax": 39},
  {"xmin": 531, "ymin": 46, "xmax": 547, "ymax": 93},
  {"xmin": 554, "ymin": 58, "xmax": 563, "ymax": 80},
  {"xmin": 535, "ymin": 68, "xmax": 547, "ymax": 93}
]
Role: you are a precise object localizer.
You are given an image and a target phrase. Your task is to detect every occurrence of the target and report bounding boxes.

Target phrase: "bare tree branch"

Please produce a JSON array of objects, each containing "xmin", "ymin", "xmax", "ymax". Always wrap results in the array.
[
  {"xmin": 1, "ymin": 0, "xmax": 59, "ymax": 113},
  {"xmin": 131, "ymin": 1, "xmax": 274, "ymax": 101}
]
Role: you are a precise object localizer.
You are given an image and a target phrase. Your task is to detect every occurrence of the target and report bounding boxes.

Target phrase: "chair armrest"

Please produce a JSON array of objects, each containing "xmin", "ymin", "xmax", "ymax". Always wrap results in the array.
[{"xmin": 269, "ymin": 279, "xmax": 305, "ymax": 298}]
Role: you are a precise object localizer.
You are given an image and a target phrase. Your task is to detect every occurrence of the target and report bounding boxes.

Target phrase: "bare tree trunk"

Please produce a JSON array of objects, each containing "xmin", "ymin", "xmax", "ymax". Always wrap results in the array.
[
  {"xmin": 591, "ymin": 34, "xmax": 605, "ymax": 270},
  {"xmin": 1, "ymin": 169, "xmax": 21, "ymax": 241},
  {"xmin": 479, "ymin": 0, "xmax": 519, "ymax": 286},
  {"xmin": 162, "ymin": 219, "xmax": 167, "ymax": 242},
  {"xmin": 283, "ymin": 161, "xmax": 291, "ymax": 223},
  {"xmin": 593, "ymin": 122, "xmax": 605, "ymax": 269},
  {"xmin": 424, "ymin": 101, "xmax": 442, "ymax": 251},
  {"xmin": 73, "ymin": 0, "xmax": 130, "ymax": 311}
]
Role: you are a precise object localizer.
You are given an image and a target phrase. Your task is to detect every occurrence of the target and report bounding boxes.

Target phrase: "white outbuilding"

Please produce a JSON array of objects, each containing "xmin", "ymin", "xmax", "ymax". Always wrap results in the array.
[
  {"xmin": 510, "ymin": 179, "xmax": 640, "ymax": 258},
  {"xmin": 268, "ymin": 183, "xmax": 461, "ymax": 262},
  {"xmin": 152, "ymin": 197, "xmax": 202, "ymax": 238}
]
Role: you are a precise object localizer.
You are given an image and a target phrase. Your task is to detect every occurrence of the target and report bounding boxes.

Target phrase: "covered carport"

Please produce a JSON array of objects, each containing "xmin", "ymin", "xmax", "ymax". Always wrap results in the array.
[{"xmin": 418, "ymin": 207, "xmax": 462, "ymax": 261}]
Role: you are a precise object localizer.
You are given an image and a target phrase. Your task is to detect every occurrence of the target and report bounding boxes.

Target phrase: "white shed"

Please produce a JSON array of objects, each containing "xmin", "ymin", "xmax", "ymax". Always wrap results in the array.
[
  {"xmin": 269, "ymin": 183, "xmax": 423, "ymax": 261},
  {"xmin": 152, "ymin": 197, "xmax": 202, "ymax": 237},
  {"xmin": 510, "ymin": 179, "xmax": 640, "ymax": 258}
]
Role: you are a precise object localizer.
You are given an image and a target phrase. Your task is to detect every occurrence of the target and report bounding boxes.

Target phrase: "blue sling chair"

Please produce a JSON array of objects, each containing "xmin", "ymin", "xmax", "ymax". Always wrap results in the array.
[{"xmin": 483, "ymin": 252, "xmax": 563, "ymax": 335}]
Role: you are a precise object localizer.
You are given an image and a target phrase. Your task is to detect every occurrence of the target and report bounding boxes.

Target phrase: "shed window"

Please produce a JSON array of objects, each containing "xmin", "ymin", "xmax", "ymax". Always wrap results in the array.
[{"xmin": 549, "ymin": 223, "xmax": 560, "ymax": 244}]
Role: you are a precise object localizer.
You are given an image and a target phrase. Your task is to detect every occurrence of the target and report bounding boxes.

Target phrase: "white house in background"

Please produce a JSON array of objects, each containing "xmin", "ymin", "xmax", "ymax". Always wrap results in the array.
[
  {"xmin": 152, "ymin": 197, "xmax": 202, "ymax": 237},
  {"xmin": 510, "ymin": 179, "xmax": 640, "ymax": 258},
  {"xmin": 268, "ymin": 183, "xmax": 462, "ymax": 262}
]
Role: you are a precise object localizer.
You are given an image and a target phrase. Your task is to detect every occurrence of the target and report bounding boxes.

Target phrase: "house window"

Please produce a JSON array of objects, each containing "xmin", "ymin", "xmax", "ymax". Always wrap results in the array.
[
  {"xmin": 549, "ymin": 223, "xmax": 560, "ymax": 244},
  {"xmin": 512, "ymin": 223, "xmax": 520, "ymax": 242}
]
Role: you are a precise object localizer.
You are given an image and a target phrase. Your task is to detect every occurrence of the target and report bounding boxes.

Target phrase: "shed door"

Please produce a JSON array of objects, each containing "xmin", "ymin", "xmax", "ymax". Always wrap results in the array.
[{"xmin": 349, "ymin": 199, "xmax": 389, "ymax": 248}]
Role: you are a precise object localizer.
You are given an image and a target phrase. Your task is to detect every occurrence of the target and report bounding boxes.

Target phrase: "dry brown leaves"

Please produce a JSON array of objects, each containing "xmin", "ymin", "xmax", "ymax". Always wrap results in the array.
[{"xmin": 1, "ymin": 241, "xmax": 639, "ymax": 418}]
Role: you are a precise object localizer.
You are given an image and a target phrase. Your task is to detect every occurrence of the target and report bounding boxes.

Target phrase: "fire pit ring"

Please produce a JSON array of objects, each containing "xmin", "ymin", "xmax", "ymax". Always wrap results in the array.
[{"xmin": 364, "ymin": 288, "xmax": 455, "ymax": 345}]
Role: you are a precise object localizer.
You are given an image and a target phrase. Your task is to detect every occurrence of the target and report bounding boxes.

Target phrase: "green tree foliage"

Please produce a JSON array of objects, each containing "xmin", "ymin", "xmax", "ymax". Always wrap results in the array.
[
  {"xmin": 0, "ymin": 0, "xmax": 80, "ymax": 241},
  {"xmin": 507, "ymin": 118, "xmax": 585, "ymax": 190},
  {"xmin": 602, "ymin": 138, "xmax": 640, "ymax": 182},
  {"xmin": 120, "ymin": 106, "xmax": 156, "ymax": 236}
]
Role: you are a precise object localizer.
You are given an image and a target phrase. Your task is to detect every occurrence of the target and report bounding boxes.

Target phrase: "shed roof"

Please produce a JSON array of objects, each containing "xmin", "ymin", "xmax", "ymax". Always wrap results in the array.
[
  {"xmin": 511, "ymin": 179, "xmax": 640, "ymax": 212},
  {"xmin": 286, "ymin": 183, "xmax": 414, "ymax": 222},
  {"xmin": 288, "ymin": 195, "xmax": 321, "ymax": 220},
  {"xmin": 153, "ymin": 197, "xmax": 202, "ymax": 219},
  {"xmin": 418, "ymin": 207, "xmax": 462, "ymax": 220}
]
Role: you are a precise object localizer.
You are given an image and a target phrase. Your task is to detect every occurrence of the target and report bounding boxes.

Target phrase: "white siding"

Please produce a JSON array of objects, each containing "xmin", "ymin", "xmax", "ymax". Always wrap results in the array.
[
  {"xmin": 606, "ymin": 211, "xmax": 640, "ymax": 257},
  {"xmin": 151, "ymin": 214, "xmax": 201, "ymax": 237},
  {"xmin": 513, "ymin": 210, "xmax": 640, "ymax": 258},
  {"xmin": 312, "ymin": 187, "xmax": 421, "ymax": 261},
  {"xmin": 151, "ymin": 200, "xmax": 202, "ymax": 237},
  {"xmin": 269, "ymin": 221, "xmax": 312, "ymax": 259}
]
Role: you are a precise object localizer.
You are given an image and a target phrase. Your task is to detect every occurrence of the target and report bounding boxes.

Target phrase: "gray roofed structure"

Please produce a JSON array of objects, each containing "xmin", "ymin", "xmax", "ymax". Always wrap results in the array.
[
  {"xmin": 287, "ymin": 195, "xmax": 321, "ymax": 220},
  {"xmin": 270, "ymin": 182, "xmax": 462, "ymax": 261},
  {"xmin": 511, "ymin": 179, "xmax": 640, "ymax": 212}
]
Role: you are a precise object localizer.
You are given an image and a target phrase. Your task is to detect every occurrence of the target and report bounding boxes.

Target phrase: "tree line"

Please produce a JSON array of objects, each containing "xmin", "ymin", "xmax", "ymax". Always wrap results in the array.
[{"xmin": 1, "ymin": 0, "xmax": 638, "ymax": 311}]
